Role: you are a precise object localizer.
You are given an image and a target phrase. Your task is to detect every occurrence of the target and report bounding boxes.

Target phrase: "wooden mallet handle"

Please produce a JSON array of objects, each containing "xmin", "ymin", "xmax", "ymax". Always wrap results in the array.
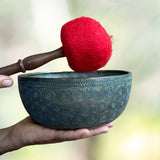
[{"xmin": 0, "ymin": 47, "xmax": 64, "ymax": 76}]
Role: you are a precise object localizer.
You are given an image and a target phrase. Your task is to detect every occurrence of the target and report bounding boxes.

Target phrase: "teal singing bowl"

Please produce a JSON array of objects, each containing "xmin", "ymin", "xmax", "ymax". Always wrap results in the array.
[{"xmin": 18, "ymin": 70, "xmax": 132, "ymax": 129}]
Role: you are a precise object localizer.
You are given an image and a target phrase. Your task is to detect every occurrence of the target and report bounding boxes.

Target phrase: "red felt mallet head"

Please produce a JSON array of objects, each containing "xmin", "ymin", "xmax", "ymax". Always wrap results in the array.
[{"xmin": 61, "ymin": 16, "xmax": 112, "ymax": 73}]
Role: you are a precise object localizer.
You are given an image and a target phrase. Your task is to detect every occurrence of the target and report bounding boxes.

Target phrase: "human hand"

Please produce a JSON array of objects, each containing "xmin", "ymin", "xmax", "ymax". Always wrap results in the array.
[
  {"xmin": 0, "ymin": 75, "xmax": 13, "ymax": 88},
  {"xmin": 0, "ymin": 116, "xmax": 113, "ymax": 155}
]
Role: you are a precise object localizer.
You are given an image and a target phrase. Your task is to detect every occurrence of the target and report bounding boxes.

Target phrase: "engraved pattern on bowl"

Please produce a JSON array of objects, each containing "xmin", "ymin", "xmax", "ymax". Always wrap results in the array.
[{"xmin": 18, "ymin": 70, "xmax": 132, "ymax": 129}]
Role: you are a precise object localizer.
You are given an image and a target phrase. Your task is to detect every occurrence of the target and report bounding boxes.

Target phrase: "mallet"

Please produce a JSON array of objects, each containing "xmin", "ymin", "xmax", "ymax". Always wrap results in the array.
[{"xmin": 0, "ymin": 17, "xmax": 112, "ymax": 76}]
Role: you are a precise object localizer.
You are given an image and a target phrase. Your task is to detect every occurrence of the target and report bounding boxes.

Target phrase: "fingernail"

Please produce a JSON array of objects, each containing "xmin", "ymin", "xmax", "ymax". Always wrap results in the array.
[
  {"xmin": 108, "ymin": 122, "xmax": 113, "ymax": 128},
  {"xmin": 2, "ymin": 80, "xmax": 12, "ymax": 87},
  {"xmin": 81, "ymin": 133, "xmax": 88, "ymax": 138}
]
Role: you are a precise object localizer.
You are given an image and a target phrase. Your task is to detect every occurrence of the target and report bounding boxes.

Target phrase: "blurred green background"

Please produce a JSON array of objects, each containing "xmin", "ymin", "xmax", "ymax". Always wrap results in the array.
[{"xmin": 0, "ymin": 0, "xmax": 160, "ymax": 159}]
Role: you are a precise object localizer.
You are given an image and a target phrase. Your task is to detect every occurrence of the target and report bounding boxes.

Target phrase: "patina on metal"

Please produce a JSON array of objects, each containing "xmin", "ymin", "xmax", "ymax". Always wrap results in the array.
[{"xmin": 18, "ymin": 70, "xmax": 132, "ymax": 130}]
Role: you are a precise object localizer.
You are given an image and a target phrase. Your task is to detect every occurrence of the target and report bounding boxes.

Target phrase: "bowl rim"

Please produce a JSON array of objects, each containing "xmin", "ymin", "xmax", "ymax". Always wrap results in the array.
[{"xmin": 18, "ymin": 70, "xmax": 132, "ymax": 80}]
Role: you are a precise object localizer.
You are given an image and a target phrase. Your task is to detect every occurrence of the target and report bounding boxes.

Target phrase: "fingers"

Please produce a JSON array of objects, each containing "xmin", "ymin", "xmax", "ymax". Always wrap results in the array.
[
  {"xmin": 50, "ymin": 129, "xmax": 88, "ymax": 143},
  {"xmin": 85, "ymin": 124, "xmax": 111, "ymax": 137},
  {"xmin": 52, "ymin": 123, "xmax": 113, "ymax": 143},
  {"xmin": 0, "ymin": 75, "xmax": 13, "ymax": 88},
  {"xmin": 106, "ymin": 122, "xmax": 113, "ymax": 128}
]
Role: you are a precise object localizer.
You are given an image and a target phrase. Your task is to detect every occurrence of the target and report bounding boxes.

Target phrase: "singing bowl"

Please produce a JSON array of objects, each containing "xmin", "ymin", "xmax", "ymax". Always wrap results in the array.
[{"xmin": 18, "ymin": 70, "xmax": 132, "ymax": 129}]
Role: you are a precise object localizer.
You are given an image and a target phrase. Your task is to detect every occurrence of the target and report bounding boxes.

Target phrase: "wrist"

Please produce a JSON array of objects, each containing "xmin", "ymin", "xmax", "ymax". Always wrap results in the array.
[{"xmin": 0, "ymin": 127, "xmax": 22, "ymax": 155}]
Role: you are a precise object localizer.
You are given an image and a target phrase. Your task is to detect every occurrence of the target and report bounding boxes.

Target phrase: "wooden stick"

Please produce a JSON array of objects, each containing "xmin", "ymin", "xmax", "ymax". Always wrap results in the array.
[{"xmin": 0, "ymin": 47, "xmax": 64, "ymax": 76}]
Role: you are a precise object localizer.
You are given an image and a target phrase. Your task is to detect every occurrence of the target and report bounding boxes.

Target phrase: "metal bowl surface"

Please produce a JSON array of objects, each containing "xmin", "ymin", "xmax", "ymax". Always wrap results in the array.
[{"xmin": 18, "ymin": 70, "xmax": 132, "ymax": 129}]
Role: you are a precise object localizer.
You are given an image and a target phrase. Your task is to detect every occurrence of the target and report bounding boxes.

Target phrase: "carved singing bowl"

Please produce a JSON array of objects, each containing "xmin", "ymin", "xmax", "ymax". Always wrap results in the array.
[{"xmin": 18, "ymin": 70, "xmax": 132, "ymax": 129}]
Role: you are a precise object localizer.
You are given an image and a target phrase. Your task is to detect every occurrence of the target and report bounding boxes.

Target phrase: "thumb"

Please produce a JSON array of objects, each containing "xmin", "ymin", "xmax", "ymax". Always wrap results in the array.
[{"xmin": 0, "ymin": 75, "xmax": 13, "ymax": 88}]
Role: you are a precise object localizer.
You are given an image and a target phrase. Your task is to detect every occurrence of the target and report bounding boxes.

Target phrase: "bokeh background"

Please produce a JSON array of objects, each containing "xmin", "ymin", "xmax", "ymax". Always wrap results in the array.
[{"xmin": 0, "ymin": 0, "xmax": 160, "ymax": 159}]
